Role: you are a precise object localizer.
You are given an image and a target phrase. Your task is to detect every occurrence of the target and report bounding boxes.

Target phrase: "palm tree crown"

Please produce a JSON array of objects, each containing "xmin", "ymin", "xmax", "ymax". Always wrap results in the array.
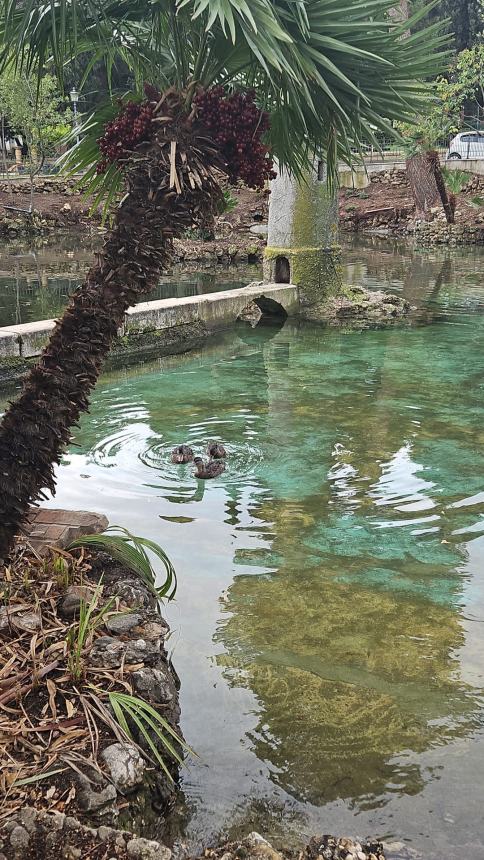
[{"xmin": 1, "ymin": 0, "xmax": 449, "ymax": 185}]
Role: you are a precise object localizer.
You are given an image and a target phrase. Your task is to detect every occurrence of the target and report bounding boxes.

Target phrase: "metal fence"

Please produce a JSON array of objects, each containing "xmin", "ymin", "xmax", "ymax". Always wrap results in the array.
[{"xmin": 360, "ymin": 131, "xmax": 484, "ymax": 164}]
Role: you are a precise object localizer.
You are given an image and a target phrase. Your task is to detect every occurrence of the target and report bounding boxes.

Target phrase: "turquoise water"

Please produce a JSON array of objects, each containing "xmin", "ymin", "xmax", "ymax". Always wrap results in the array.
[
  {"xmin": 10, "ymin": 238, "xmax": 484, "ymax": 857},
  {"xmin": 0, "ymin": 236, "xmax": 261, "ymax": 326}
]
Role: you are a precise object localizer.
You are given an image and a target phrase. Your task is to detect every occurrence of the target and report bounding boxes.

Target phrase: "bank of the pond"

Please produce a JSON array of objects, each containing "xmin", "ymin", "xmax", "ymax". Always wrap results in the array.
[
  {"xmin": 0, "ymin": 814, "xmax": 392, "ymax": 860},
  {"xmin": 1, "ymin": 511, "xmax": 183, "ymax": 838},
  {"xmin": 340, "ymin": 169, "xmax": 484, "ymax": 244}
]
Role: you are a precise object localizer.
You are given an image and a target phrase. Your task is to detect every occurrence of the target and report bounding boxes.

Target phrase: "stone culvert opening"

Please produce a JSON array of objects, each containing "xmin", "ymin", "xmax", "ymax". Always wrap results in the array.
[
  {"xmin": 238, "ymin": 296, "xmax": 288, "ymax": 328},
  {"xmin": 274, "ymin": 255, "xmax": 291, "ymax": 283}
]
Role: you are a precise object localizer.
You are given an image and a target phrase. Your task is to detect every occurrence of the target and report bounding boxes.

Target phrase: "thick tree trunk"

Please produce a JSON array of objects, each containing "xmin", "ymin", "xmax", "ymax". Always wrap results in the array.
[
  {"xmin": 427, "ymin": 150, "xmax": 455, "ymax": 224},
  {"xmin": 0, "ymin": 90, "xmax": 224, "ymax": 557},
  {"xmin": 406, "ymin": 151, "xmax": 455, "ymax": 224},
  {"xmin": 406, "ymin": 153, "xmax": 440, "ymax": 219}
]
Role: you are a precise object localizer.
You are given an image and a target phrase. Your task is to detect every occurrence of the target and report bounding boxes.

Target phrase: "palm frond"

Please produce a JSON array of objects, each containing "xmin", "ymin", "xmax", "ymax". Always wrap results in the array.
[
  {"xmin": 68, "ymin": 527, "xmax": 177, "ymax": 600},
  {"xmin": 108, "ymin": 692, "xmax": 193, "ymax": 778},
  {"xmin": 0, "ymin": 0, "xmax": 451, "ymax": 185}
]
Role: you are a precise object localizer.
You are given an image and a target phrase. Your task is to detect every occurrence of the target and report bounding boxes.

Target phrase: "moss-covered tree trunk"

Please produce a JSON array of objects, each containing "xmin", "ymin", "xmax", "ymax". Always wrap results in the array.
[
  {"xmin": 0, "ymin": 90, "xmax": 223, "ymax": 557},
  {"xmin": 264, "ymin": 163, "xmax": 341, "ymax": 308}
]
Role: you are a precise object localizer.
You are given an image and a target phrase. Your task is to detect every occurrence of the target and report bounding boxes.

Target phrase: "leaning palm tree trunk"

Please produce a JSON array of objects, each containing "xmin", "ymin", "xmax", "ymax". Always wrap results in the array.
[{"xmin": 0, "ymin": 90, "xmax": 224, "ymax": 557}]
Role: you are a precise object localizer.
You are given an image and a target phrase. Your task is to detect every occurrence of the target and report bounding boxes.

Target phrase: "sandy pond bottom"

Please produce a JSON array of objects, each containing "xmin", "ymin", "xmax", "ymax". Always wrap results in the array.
[{"xmin": 2, "ymin": 238, "xmax": 484, "ymax": 858}]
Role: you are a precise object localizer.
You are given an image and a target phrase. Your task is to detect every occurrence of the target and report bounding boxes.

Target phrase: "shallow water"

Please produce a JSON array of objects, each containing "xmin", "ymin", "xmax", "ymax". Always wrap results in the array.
[
  {"xmin": 0, "ymin": 235, "xmax": 261, "ymax": 326},
  {"xmin": 5, "ymin": 237, "xmax": 484, "ymax": 857}
]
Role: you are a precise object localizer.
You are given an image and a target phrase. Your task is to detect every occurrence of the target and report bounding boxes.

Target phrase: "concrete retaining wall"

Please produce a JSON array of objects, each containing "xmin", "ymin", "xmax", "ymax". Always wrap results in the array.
[{"xmin": 0, "ymin": 282, "xmax": 299, "ymax": 360}]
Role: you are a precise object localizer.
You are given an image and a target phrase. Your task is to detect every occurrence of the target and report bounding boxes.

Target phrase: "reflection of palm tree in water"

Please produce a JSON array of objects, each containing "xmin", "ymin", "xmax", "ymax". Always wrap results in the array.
[
  {"xmin": 212, "ymin": 324, "xmax": 480, "ymax": 809},
  {"xmin": 215, "ymin": 498, "xmax": 479, "ymax": 807}
]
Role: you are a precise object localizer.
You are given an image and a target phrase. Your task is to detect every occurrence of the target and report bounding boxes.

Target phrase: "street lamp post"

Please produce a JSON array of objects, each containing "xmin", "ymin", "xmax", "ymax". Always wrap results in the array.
[{"xmin": 70, "ymin": 88, "xmax": 80, "ymax": 145}]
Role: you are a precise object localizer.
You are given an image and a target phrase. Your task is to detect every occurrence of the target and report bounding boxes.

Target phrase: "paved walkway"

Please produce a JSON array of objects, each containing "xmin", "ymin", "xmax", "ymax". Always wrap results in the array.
[{"xmin": 19, "ymin": 508, "xmax": 108, "ymax": 555}]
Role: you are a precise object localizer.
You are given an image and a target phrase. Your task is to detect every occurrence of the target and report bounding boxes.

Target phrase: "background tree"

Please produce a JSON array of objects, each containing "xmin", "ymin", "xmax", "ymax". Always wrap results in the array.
[
  {"xmin": 0, "ymin": 0, "xmax": 449, "ymax": 556},
  {"xmin": 0, "ymin": 69, "xmax": 71, "ymax": 209},
  {"xmin": 439, "ymin": 45, "xmax": 484, "ymax": 125},
  {"xmin": 413, "ymin": 0, "xmax": 483, "ymax": 52},
  {"xmin": 398, "ymin": 104, "xmax": 457, "ymax": 222}
]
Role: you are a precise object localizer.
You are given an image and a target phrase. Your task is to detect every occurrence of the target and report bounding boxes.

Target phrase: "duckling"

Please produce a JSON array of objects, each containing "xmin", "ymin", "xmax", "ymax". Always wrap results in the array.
[
  {"xmin": 171, "ymin": 444, "xmax": 194, "ymax": 464},
  {"xmin": 207, "ymin": 441, "xmax": 227, "ymax": 459},
  {"xmin": 194, "ymin": 456, "xmax": 226, "ymax": 479}
]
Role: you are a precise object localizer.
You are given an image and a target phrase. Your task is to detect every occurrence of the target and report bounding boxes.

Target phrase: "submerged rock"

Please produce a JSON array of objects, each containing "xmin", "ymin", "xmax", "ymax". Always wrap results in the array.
[
  {"xmin": 306, "ymin": 834, "xmax": 385, "ymax": 860},
  {"xmin": 126, "ymin": 836, "xmax": 172, "ymax": 860},
  {"xmin": 303, "ymin": 285, "xmax": 411, "ymax": 326},
  {"xmin": 244, "ymin": 832, "xmax": 283, "ymax": 860}
]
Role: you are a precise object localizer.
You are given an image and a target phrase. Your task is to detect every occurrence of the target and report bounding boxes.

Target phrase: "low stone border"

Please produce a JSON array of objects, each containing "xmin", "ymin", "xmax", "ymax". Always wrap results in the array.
[
  {"xmin": 405, "ymin": 220, "xmax": 484, "ymax": 245},
  {"xmin": 0, "ymin": 283, "xmax": 299, "ymax": 361},
  {"xmin": 0, "ymin": 806, "xmax": 171, "ymax": 860},
  {"xmin": 0, "ymin": 812, "xmax": 392, "ymax": 860}
]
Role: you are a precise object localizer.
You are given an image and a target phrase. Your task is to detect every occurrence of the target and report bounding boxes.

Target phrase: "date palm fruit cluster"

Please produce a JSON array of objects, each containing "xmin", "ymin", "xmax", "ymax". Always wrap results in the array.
[
  {"xmin": 96, "ymin": 84, "xmax": 276, "ymax": 190},
  {"xmin": 96, "ymin": 94, "xmax": 155, "ymax": 173},
  {"xmin": 194, "ymin": 87, "xmax": 276, "ymax": 189}
]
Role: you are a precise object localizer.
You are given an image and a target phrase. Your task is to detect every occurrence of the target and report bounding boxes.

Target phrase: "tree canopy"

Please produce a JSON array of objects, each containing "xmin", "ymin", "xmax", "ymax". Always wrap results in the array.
[
  {"xmin": 0, "ymin": 0, "xmax": 450, "ymax": 188},
  {"xmin": 413, "ymin": 0, "xmax": 483, "ymax": 52}
]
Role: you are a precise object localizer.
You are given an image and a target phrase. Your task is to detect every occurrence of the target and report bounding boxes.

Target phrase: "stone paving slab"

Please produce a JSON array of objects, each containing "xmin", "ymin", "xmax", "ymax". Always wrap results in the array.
[{"xmin": 18, "ymin": 507, "xmax": 109, "ymax": 555}]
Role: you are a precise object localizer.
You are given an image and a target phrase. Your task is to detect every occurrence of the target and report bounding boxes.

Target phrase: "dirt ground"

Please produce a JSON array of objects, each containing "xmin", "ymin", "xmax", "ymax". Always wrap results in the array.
[
  {"xmin": 0, "ymin": 183, "xmax": 269, "ymax": 238},
  {"xmin": 1, "ymin": 174, "xmax": 484, "ymax": 239},
  {"xmin": 339, "ymin": 175, "xmax": 484, "ymax": 230}
]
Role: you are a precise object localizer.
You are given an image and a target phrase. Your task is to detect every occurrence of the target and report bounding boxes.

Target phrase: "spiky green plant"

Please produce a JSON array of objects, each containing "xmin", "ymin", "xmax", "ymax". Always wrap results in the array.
[
  {"xmin": 68, "ymin": 527, "xmax": 177, "ymax": 600},
  {"xmin": 0, "ymin": 0, "xmax": 450, "ymax": 556},
  {"xmin": 109, "ymin": 691, "xmax": 193, "ymax": 779},
  {"xmin": 441, "ymin": 167, "xmax": 471, "ymax": 195},
  {"xmin": 67, "ymin": 580, "xmax": 114, "ymax": 680}
]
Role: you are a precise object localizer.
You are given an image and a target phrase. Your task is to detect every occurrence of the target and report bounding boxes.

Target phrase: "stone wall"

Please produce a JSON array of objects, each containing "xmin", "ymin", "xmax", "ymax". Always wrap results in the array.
[
  {"xmin": 368, "ymin": 169, "xmax": 409, "ymax": 188},
  {"xmin": 0, "ymin": 177, "xmax": 79, "ymax": 195},
  {"xmin": 0, "ymin": 283, "xmax": 299, "ymax": 361},
  {"xmin": 406, "ymin": 221, "xmax": 484, "ymax": 244}
]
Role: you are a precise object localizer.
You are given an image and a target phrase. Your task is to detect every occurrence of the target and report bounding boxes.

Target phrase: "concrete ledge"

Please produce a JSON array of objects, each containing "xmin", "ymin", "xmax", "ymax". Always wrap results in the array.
[
  {"xmin": 0, "ymin": 282, "xmax": 299, "ymax": 359},
  {"xmin": 0, "ymin": 319, "xmax": 56, "ymax": 359}
]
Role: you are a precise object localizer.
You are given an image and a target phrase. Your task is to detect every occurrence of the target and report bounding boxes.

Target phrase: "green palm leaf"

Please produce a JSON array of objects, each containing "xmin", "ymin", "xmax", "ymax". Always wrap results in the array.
[{"xmin": 68, "ymin": 526, "xmax": 177, "ymax": 600}]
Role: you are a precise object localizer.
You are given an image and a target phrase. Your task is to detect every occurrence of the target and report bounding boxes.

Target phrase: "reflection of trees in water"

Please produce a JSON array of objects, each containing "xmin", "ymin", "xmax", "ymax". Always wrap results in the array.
[
  {"xmin": 343, "ymin": 237, "xmax": 484, "ymax": 314},
  {"xmin": 215, "ymin": 516, "xmax": 480, "ymax": 807},
  {"xmin": 0, "ymin": 235, "xmax": 261, "ymax": 325},
  {"xmin": 213, "ymin": 320, "xmax": 482, "ymax": 809}
]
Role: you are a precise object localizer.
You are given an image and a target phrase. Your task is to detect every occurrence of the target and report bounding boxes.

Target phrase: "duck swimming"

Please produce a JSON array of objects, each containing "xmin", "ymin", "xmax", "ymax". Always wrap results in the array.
[
  {"xmin": 171, "ymin": 444, "xmax": 194, "ymax": 464},
  {"xmin": 194, "ymin": 457, "xmax": 226, "ymax": 479},
  {"xmin": 207, "ymin": 441, "xmax": 227, "ymax": 459}
]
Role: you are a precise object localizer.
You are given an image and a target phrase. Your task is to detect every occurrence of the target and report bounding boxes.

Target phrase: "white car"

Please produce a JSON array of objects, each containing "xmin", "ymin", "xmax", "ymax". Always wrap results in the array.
[{"xmin": 446, "ymin": 131, "xmax": 484, "ymax": 160}]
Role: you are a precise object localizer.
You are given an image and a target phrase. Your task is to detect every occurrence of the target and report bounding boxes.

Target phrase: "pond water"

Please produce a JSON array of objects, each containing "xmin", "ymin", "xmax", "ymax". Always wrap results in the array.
[
  {"xmin": 3, "ymin": 237, "xmax": 484, "ymax": 857},
  {"xmin": 0, "ymin": 235, "xmax": 261, "ymax": 326}
]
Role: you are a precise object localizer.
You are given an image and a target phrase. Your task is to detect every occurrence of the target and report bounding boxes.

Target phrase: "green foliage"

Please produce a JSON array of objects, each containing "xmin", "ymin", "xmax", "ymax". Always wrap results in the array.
[
  {"xmin": 0, "ymin": 69, "xmax": 71, "ymax": 174},
  {"xmin": 108, "ymin": 691, "xmax": 193, "ymax": 778},
  {"xmin": 413, "ymin": 0, "xmax": 483, "ymax": 53},
  {"xmin": 438, "ymin": 45, "xmax": 484, "ymax": 121},
  {"xmin": 0, "ymin": 0, "xmax": 451, "ymax": 191},
  {"xmin": 68, "ymin": 526, "xmax": 177, "ymax": 600},
  {"xmin": 441, "ymin": 167, "xmax": 471, "ymax": 194},
  {"xmin": 219, "ymin": 188, "xmax": 238, "ymax": 214},
  {"xmin": 66, "ymin": 580, "xmax": 114, "ymax": 680}
]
